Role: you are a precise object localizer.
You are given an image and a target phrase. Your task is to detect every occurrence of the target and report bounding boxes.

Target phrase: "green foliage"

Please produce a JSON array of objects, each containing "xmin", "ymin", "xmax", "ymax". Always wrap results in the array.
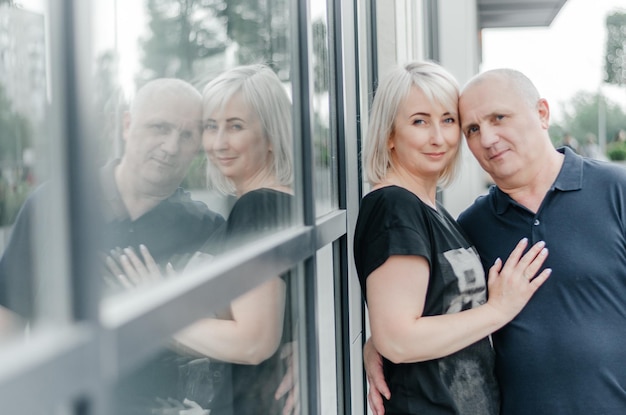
[
  {"xmin": 551, "ymin": 91, "xmax": 626, "ymax": 148},
  {"xmin": 0, "ymin": 84, "xmax": 33, "ymax": 163},
  {"xmin": 138, "ymin": 0, "xmax": 291, "ymax": 85},
  {"xmin": 181, "ymin": 152, "xmax": 208, "ymax": 189},
  {"xmin": 217, "ymin": 0, "xmax": 290, "ymax": 78},
  {"xmin": 0, "ymin": 177, "xmax": 32, "ymax": 226},
  {"xmin": 138, "ymin": 0, "xmax": 229, "ymax": 84},
  {"xmin": 607, "ymin": 141, "xmax": 626, "ymax": 161},
  {"xmin": 604, "ymin": 11, "xmax": 626, "ymax": 86}
]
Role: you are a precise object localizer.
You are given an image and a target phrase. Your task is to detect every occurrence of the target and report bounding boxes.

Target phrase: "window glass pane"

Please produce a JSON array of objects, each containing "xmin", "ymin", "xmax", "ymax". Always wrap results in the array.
[
  {"xmin": 311, "ymin": 0, "xmax": 338, "ymax": 216},
  {"xmin": 111, "ymin": 268, "xmax": 300, "ymax": 415},
  {"xmin": 85, "ymin": 0, "xmax": 298, "ymax": 298},
  {"xmin": 95, "ymin": 1, "xmax": 304, "ymax": 414},
  {"xmin": 0, "ymin": 0, "xmax": 70, "ymax": 342}
]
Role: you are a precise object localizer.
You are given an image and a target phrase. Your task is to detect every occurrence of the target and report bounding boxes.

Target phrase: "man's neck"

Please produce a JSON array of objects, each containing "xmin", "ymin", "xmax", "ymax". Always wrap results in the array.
[
  {"xmin": 497, "ymin": 149, "xmax": 565, "ymax": 214},
  {"xmin": 114, "ymin": 164, "xmax": 173, "ymax": 221}
]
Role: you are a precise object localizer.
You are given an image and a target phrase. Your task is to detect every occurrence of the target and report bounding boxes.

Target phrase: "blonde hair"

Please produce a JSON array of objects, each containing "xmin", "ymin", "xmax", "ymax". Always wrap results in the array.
[
  {"xmin": 202, "ymin": 64, "xmax": 293, "ymax": 194},
  {"xmin": 364, "ymin": 61, "xmax": 461, "ymax": 187}
]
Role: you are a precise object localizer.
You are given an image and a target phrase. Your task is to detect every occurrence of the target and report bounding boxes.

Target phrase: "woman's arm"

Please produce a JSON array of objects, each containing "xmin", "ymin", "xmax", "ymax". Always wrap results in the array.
[
  {"xmin": 367, "ymin": 238, "xmax": 550, "ymax": 364},
  {"xmin": 174, "ymin": 277, "xmax": 286, "ymax": 365},
  {"xmin": 111, "ymin": 244, "xmax": 287, "ymax": 365}
]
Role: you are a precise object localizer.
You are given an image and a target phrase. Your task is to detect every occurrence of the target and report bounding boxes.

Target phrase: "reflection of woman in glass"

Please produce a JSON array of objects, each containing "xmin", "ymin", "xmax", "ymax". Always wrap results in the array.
[
  {"xmin": 175, "ymin": 64, "xmax": 295, "ymax": 414},
  {"xmin": 113, "ymin": 64, "xmax": 294, "ymax": 414}
]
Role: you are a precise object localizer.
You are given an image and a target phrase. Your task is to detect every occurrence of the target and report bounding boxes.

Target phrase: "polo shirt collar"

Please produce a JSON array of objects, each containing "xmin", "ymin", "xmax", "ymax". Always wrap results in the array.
[
  {"xmin": 100, "ymin": 159, "xmax": 130, "ymax": 222},
  {"xmin": 493, "ymin": 146, "xmax": 583, "ymax": 214}
]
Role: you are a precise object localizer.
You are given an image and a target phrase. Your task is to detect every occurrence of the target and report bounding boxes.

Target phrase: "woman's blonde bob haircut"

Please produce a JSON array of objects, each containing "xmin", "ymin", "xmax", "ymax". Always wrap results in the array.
[
  {"xmin": 202, "ymin": 64, "xmax": 293, "ymax": 195},
  {"xmin": 364, "ymin": 61, "xmax": 461, "ymax": 187}
]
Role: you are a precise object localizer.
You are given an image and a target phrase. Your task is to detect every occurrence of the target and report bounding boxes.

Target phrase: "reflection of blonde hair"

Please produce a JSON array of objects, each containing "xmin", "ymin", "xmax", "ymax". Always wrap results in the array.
[
  {"xmin": 202, "ymin": 64, "xmax": 293, "ymax": 195},
  {"xmin": 364, "ymin": 61, "xmax": 461, "ymax": 187}
]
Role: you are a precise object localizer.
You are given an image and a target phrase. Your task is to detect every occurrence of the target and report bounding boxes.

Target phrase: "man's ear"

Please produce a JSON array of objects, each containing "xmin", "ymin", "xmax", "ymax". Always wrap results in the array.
[
  {"xmin": 122, "ymin": 112, "xmax": 132, "ymax": 141},
  {"xmin": 537, "ymin": 98, "xmax": 550, "ymax": 130}
]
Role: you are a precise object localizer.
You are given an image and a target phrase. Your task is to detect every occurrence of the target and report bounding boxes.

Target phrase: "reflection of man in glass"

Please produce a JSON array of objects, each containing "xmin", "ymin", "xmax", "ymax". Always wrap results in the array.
[
  {"xmin": 100, "ymin": 78, "xmax": 224, "ymax": 291},
  {"xmin": 0, "ymin": 79, "xmax": 224, "ymax": 309}
]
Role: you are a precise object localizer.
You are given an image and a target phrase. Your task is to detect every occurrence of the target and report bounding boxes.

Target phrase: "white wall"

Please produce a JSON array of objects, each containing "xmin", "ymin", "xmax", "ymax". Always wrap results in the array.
[{"xmin": 437, "ymin": 0, "xmax": 488, "ymax": 218}]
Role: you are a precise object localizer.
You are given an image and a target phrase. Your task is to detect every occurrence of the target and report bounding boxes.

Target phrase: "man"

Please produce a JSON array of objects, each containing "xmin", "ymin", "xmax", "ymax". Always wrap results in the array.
[{"xmin": 364, "ymin": 69, "xmax": 626, "ymax": 414}]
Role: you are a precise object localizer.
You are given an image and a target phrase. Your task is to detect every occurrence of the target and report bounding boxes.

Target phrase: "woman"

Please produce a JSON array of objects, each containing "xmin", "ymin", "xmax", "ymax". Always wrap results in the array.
[
  {"xmin": 113, "ymin": 64, "xmax": 294, "ymax": 415},
  {"xmin": 353, "ymin": 61, "xmax": 551, "ymax": 415}
]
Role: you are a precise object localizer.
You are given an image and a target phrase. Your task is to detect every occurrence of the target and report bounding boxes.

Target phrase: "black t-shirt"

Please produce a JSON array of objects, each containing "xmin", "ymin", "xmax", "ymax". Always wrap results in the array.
[
  {"xmin": 354, "ymin": 186, "xmax": 499, "ymax": 415},
  {"xmin": 190, "ymin": 188, "xmax": 294, "ymax": 415}
]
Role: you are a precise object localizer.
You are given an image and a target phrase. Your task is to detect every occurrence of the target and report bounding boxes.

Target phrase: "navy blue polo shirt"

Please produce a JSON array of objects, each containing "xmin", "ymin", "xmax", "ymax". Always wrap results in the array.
[{"xmin": 457, "ymin": 147, "xmax": 626, "ymax": 415}]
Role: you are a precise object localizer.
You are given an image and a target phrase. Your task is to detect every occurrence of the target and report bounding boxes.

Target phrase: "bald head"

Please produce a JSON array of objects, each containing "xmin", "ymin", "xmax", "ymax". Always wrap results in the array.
[
  {"xmin": 120, "ymin": 78, "xmax": 203, "ymax": 201},
  {"xmin": 131, "ymin": 78, "xmax": 202, "ymax": 117},
  {"xmin": 462, "ymin": 69, "xmax": 541, "ymax": 110}
]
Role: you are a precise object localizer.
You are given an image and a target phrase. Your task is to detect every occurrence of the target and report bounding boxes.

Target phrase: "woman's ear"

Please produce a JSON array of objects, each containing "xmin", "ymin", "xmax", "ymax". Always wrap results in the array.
[{"xmin": 387, "ymin": 133, "xmax": 395, "ymax": 150}]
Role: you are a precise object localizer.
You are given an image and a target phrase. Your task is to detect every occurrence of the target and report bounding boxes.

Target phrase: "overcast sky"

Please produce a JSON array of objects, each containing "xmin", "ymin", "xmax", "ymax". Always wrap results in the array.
[{"xmin": 481, "ymin": 0, "xmax": 626, "ymax": 122}]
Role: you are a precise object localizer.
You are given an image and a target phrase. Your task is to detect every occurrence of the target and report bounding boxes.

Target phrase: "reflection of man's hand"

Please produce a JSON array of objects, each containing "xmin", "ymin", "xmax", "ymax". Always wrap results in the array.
[
  {"xmin": 102, "ymin": 244, "xmax": 173, "ymax": 289},
  {"xmin": 275, "ymin": 341, "xmax": 300, "ymax": 415},
  {"xmin": 150, "ymin": 397, "xmax": 209, "ymax": 415}
]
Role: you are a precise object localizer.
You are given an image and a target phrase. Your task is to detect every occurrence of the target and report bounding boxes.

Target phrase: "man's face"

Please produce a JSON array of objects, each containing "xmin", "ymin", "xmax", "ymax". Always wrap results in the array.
[
  {"xmin": 459, "ymin": 77, "xmax": 548, "ymax": 184},
  {"xmin": 123, "ymin": 93, "xmax": 202, "ymax": 194}
]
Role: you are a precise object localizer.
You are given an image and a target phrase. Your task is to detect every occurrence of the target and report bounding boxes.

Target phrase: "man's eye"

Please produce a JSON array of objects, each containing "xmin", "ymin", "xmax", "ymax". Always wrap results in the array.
[
  {"xmin": 466, "ymin": 126, "xmax": 479, "ymax": 135},
  {"xmin": 151, "ymin": 124, "xmax": 170, "ymax": 133},
  {"xmin": 180, "ymin": 131, "xmax": 194, "ymax": 141}
]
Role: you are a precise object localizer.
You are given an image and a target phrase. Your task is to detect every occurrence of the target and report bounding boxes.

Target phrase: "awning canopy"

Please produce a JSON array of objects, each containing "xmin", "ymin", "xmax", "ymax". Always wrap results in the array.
[{"xmin": 478, "ymin": 0, "xmax": 568, "ymax": 28}]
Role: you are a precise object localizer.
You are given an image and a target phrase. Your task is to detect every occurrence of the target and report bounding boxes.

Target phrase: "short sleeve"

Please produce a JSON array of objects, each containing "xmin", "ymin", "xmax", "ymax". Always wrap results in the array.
[{"xmin": 354, "ymin": 187, "xmax": 432, "ymax": 297}]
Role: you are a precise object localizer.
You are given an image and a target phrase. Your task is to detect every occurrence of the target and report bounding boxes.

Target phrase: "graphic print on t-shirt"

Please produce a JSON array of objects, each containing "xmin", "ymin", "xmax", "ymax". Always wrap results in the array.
[
  {"xmin": 439, "ymin": 246, "xmax": 498, "ymax": 415},
  {"xmin": 441, "ymin": 247, "xmax": 486, "ymax": 314}
]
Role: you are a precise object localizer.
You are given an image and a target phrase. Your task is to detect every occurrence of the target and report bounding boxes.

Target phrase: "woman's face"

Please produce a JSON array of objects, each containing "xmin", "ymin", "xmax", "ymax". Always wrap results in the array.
[
  {"xmin": 388, "ymin": 86, "xmax": 460, "ymax": 181},
  {"xmin": 202, "ymin": 92, "xmax": 272, "ymax": 192}
]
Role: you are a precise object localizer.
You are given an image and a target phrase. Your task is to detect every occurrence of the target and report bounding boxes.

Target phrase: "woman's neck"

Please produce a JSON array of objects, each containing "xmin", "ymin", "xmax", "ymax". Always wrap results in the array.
[{"xmin": 376, "ymin": 170, "xmax": 439, "ymax": 209}]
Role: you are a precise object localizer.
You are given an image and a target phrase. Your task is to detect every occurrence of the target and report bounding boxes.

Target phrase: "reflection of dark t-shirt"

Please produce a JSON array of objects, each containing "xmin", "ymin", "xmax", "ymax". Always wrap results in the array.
[
  {"xmin": 99, "ymin": 160, "xmax": 226, "ymax": 277},
  {"xmin": 191, "ymin": 188, "xmax": 294, "ymax": 415},
  {"xmin": 354, "ymin": 186, "xmax": 499, "ymax": 415},
  {"xmin": 0, "ymin": 160, "xmax": 225, "ymax": 319}
]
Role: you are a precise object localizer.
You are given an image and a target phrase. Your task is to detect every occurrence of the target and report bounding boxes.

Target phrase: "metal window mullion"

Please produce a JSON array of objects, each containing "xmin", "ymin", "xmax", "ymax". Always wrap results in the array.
[
  {"xmin": 0, "ymin": 325, "xmax": 98, "ymax": 414},
  {"xmin": 101, "ymin": 225, "xmax": 316, "ymax": 377},
  {"xmin": 291, "ymin": 0, "xmax": 320, "ymax": 413}
]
